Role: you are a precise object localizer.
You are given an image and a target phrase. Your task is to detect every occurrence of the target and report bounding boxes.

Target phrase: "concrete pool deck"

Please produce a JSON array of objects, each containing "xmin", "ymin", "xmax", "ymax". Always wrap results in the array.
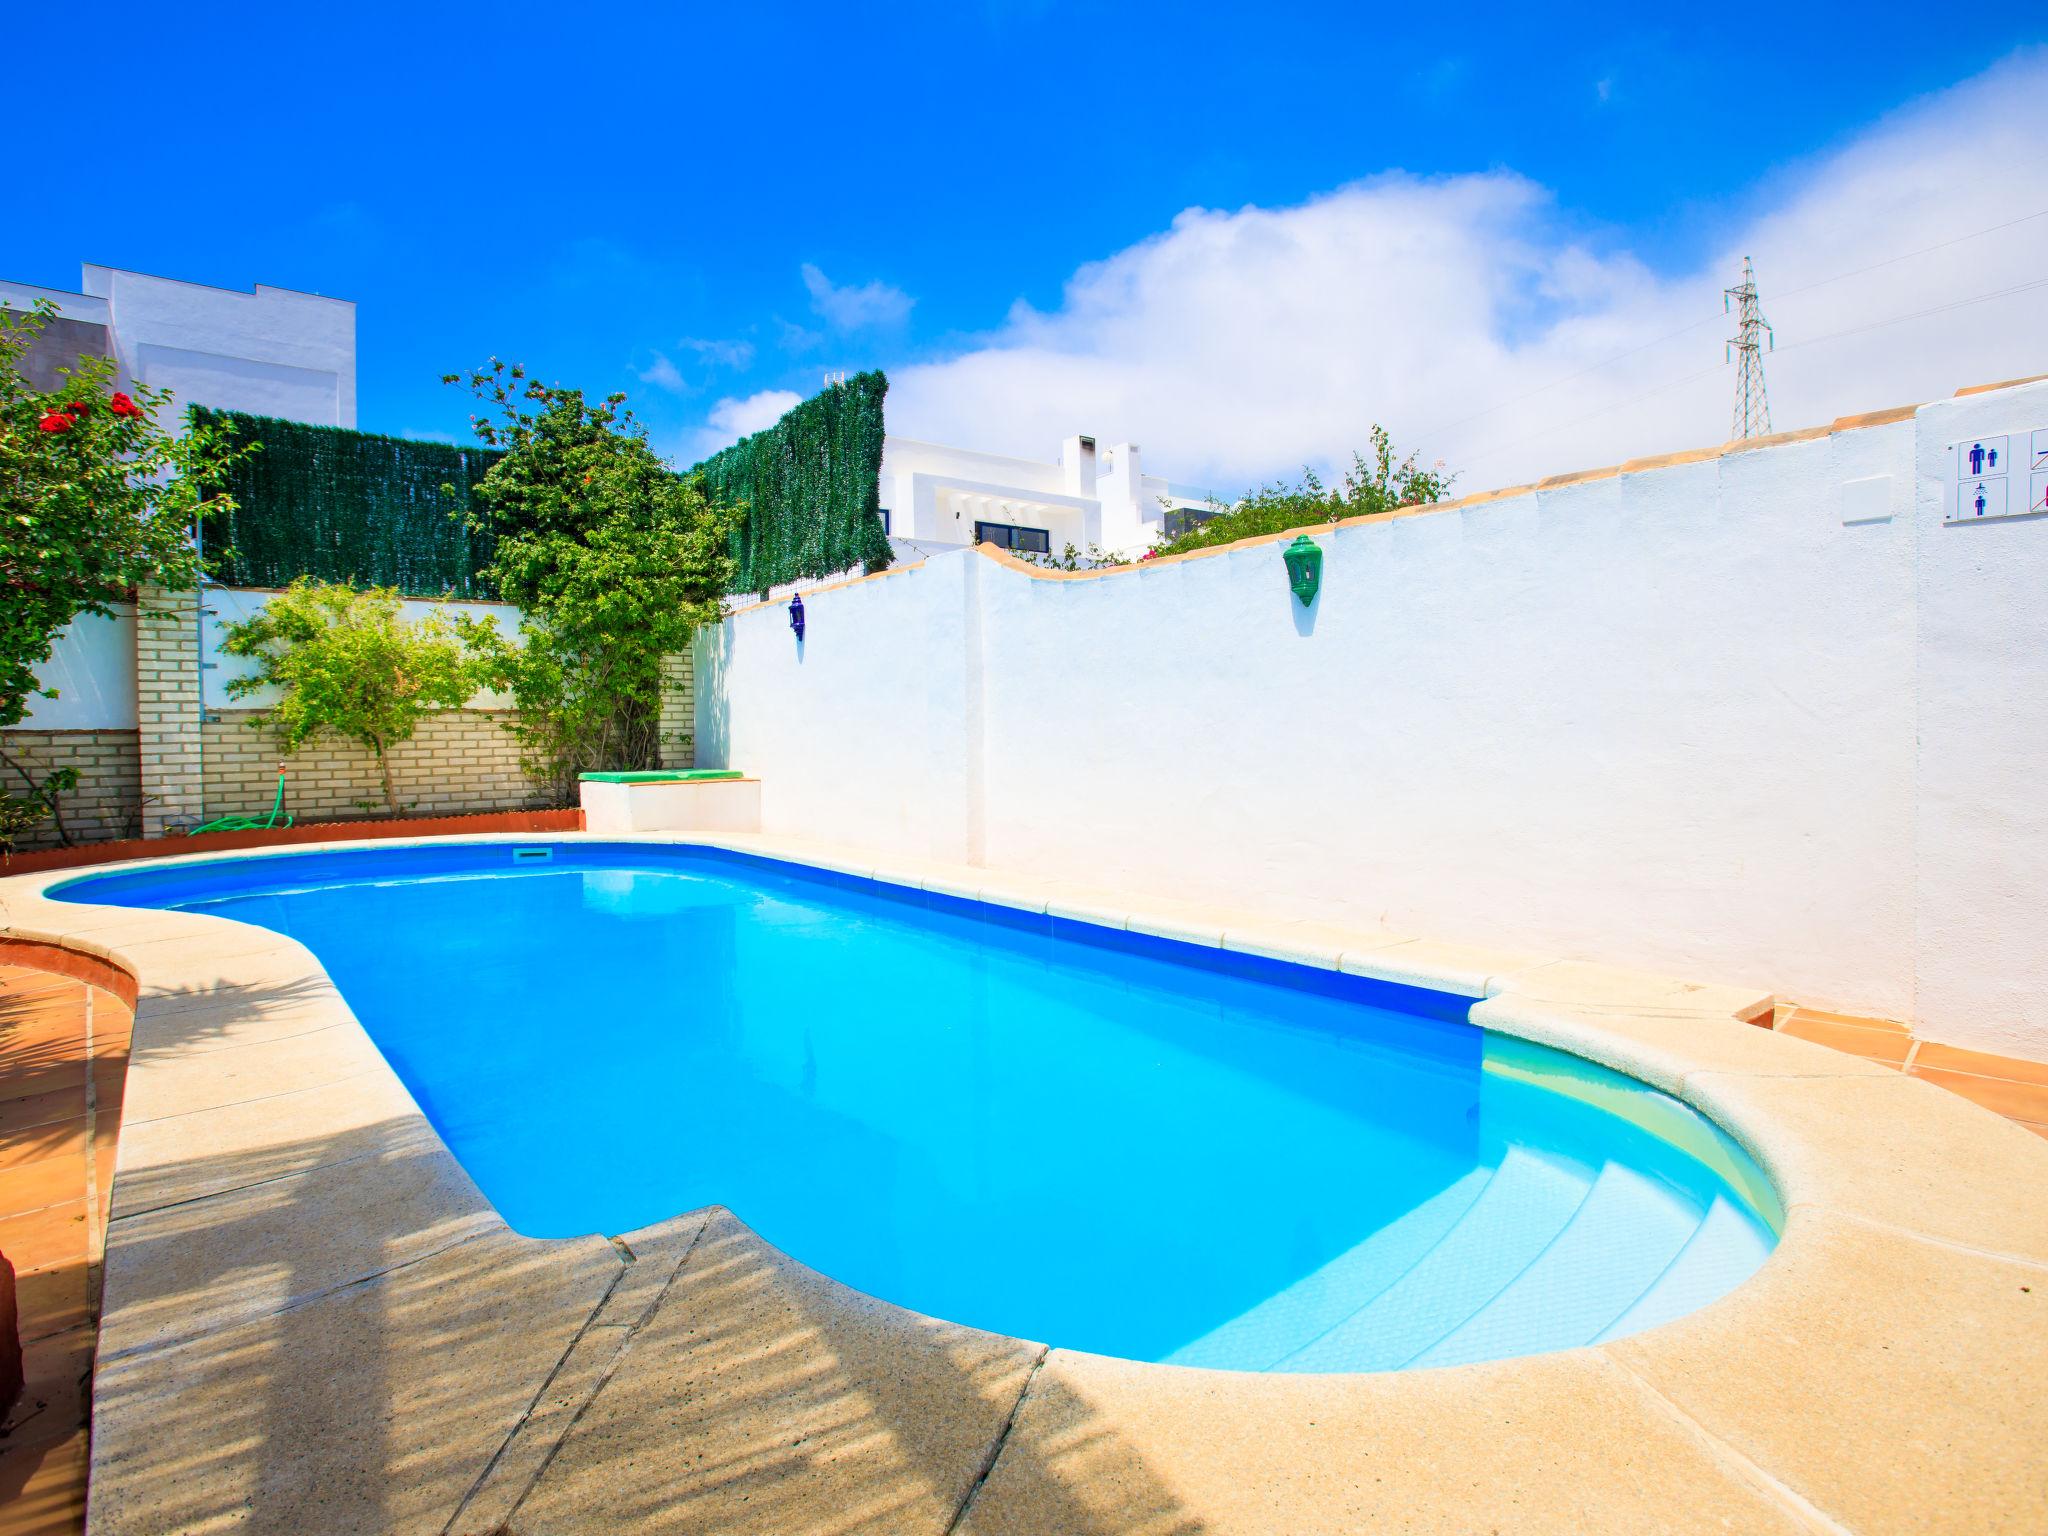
[{"xmin": 1, "ymin": 831, "xmax": 2044, "ymax": 1534}]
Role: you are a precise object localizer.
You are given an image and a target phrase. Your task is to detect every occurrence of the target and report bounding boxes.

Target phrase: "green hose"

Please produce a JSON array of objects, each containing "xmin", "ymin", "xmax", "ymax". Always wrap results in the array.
[{"xmin": 189, "ymin": 769, "xmax": 294, "ymax": 836}]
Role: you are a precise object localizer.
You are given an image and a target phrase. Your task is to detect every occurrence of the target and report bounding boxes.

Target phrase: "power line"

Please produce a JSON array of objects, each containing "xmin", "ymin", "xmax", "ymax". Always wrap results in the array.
[
  {"xmin": 1770, "ymin": 207, "xmax": 2048, "ymax": 303},
  {"xmin": 1407, "ymin": 206, "xmax": 2048, "ymax": 451},
  {"xmin": 1773, "ymin": 274, "xmax": 2048, "ymax": 354},
  {"xmin": 1456, "ymin": 273, "xmax": 2047, "ymax": 471}
]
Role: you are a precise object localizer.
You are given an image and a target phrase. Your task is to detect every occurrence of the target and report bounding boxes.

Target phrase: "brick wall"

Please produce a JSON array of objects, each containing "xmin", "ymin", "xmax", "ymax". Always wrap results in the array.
[
  {"xmin": 660, "ymin": 651, "xmax": 697, "ymax": 769},
  {"xmin": 204, "ymin": 709, "xmax": 555, "ymax": 823},
  {"xmin": 135, "ymin": 587, "xmax": 204, "ymax": 838},
  {"xmin": 0, "ymin": 730, "xmax": 142, "ymax": 849},
  {"xmin": 17, "ymin": 582, "xmax": 701, "ymax": 844}
]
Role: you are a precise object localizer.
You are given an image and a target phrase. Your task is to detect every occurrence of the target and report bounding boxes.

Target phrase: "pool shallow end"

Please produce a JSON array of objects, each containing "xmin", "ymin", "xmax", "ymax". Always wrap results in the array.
[{"xmin": 6, "ymin": 830, "xmax": 2046, "ymax": 1535}]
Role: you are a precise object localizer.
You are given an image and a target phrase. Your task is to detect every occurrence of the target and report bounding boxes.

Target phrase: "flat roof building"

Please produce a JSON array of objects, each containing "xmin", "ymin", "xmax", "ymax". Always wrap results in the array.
[{"xmin": 0, "ymin": 263, "xmax": 356, "ymax": 428}]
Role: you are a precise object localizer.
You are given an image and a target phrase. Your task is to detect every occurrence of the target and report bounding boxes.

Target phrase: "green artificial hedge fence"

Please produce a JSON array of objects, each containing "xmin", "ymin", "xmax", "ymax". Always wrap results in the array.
[
  {"xmin": 694, "ymin": 371, "xmax": 892, "ymax": 595},
  {"xmin": 194, "ymin": 408, "xmax": 504, "ymax": 597},
  {"xmin": 194, "ymin": 373, "xmax": 890, "ymax": 601}
]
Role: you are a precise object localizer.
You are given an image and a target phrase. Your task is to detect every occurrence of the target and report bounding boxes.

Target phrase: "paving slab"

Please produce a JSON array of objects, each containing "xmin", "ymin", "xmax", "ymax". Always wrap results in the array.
[
  {"xmin": 1605, "ymin": 1211, "xmax": 2048, "ymax": 1534},
  {"xmin": 1473, "ymin": 989, "xmax": 1897, "ymax": 1097},
  {"xmin": 86, "ymin": 1228, "xmax": 621, "ymax": 1536},
  {"xmin": 514, "ymin": 1208, "xmax": 1045, "ymax": 1536},
  {"xmin": 98, "ymin": 1125, "xmax": 499, "ymax": 1359},
  {"xmin": 955, "ymin": 1345, "xmax": 1809, "ymax": 1536},
  {"xmin": 1679, "ymin": 1069, "xmax": 2048, "ymax": 1261}
]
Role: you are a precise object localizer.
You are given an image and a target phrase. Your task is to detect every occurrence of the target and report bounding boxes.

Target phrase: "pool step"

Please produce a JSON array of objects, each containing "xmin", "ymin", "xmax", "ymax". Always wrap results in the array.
[
  {"xmin": 1163, "ymin": 1169, "xmax": 1494, "ymax": 1370},
  {"xmin": 1275, "ymin": 1147, "xmax": 1594, "ymax": 1372},
  {"xmin": 1594, "ymin": 1196, "xmax": 1775, "ymax": 1343},
  {"xmin": 1170, "ymin": 1149, "xmax": 1767, "ymax": 1373},
  {"xmin": 1407, "ymin": 1161, "xmax": 1697, "ymax": 1368}
]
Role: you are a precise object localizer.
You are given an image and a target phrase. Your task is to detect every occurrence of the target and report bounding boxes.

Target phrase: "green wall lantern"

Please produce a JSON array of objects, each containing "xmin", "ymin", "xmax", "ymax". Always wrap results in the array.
[{"xmin": 1283, "ymin": 535, "xmax": 1324, "ymax": 606}]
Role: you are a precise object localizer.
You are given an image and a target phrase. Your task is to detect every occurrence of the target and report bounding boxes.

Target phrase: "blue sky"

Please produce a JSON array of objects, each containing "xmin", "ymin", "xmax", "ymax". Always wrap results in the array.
[{"xmin": 13, "ymin": 4, "xmax": 2048, "ymax": 490}]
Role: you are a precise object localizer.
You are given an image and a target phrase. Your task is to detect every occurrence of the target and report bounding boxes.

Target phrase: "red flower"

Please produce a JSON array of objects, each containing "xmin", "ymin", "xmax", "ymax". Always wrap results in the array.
[
  {"xmin": 38, "ymin": 410, "xmax": 74, "ymax": 434},
  {"xmin": 108, "ymin": 392, "xmax": 143, "ymax": 419},
  {"xmin": 64, "ymin": 400, "xmax": 90, "ymax": 416}
]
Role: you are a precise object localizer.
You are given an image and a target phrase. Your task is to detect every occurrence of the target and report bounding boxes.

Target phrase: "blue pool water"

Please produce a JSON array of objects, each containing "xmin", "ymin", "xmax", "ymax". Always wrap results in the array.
[{"xmin": 60, "ymin": 841, "xmax": 1778, "ymax": 1371}]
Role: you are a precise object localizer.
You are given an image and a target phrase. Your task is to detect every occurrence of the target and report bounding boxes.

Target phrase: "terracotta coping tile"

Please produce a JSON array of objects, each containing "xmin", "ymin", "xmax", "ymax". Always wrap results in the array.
[
  {"xmin": 1535, "ymin": 464, "xmax": 1623, "ymax": 489},
  {"xmin": 1954, "ymin": 372, "xmax": 2048, "ymax": 397},
  {"xmin": 1912, "ymin": 1039, "xmax": 2048, "ymax": 1086},
  {"xmin": 0, "ymin": 1430, "xmax": 88, "ymax": 1533},
  {"xmin": 0, "ymin": 1090, "xmax": 87, "ymax": 1140},
  {"xmin": 0, "ymin": 1158, "xmax": 93, "ymax": 1223},
  {"xmin": 1722, "ymin": 423, "xmax": 1832, "ymax": 453},
  {"xmin": 1777, "ymin": 1013, "xmax": 1912, "ymax": 1065},
  {"xmin": 1829, "ymin": 404, "xmax": 1919, "ymax": 431},
  {"xmin": 1908, "ymin": 1066, "xmax": 2048, "ymax": 1125},
  {"xmin": 1619, "ymin": 444, "xmax": 1729, "ymax": 473},
  {"xmin": 0, "ymin": 1201, "xmax": 91, "ymax": 1275},
  {"xmin": 10, "ymin": 1267, "xmax": 91, "ymax": 1346},
  {"xmin": 1785, "ymin": 1006, "xmax": 1910, "ymax": 1035}
]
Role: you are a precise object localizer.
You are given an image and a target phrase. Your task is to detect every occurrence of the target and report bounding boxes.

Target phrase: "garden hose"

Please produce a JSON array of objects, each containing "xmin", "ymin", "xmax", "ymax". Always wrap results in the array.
[{"xmin": 189, "ymin": 767, "xmax": 294, "ymax": 835}]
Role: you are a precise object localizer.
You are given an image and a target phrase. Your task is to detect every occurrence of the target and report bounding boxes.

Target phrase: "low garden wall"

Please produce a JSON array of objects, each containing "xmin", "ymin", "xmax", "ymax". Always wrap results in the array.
[{"xmin": 6, "ymin": 588, "xmax": 697, "ymax": 851}]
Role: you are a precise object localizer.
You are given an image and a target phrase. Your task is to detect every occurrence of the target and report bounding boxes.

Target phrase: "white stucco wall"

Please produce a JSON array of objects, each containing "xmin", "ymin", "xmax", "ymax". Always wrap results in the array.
[
  {"xmin": 698, "ymin": 567, "xmax": 977, "ymax": 859},
  {"xmin": 18, "ymin": 606, "xmax": 137, "ymax": 730},
  {"xmin": 700, "ymin": 378, "xmax": 2048, "ymax": 1058},
  {"xmin": 1911, "ymin": 386, "xmax": 2048, "ymax": 1059}
]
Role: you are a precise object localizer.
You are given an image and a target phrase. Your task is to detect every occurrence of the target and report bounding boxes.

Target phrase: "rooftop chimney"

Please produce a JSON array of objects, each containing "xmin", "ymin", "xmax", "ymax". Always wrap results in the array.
[{"xmin": 1061, "ymin": 434, "xmax": 1098, "ymax": 496}]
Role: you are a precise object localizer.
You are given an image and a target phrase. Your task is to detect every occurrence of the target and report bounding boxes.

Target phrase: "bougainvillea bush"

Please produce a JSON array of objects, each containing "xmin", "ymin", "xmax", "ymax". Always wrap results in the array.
[{"xmin": 0, "ymin": 300, "xmax": 247, "ymax": 844}]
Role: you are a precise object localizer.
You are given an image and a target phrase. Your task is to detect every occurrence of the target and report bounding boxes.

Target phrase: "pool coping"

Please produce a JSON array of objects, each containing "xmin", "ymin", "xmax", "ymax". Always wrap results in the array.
[{"xmin": 3, "ymin": 830, "xmax": 2044, "ymax": 1534}]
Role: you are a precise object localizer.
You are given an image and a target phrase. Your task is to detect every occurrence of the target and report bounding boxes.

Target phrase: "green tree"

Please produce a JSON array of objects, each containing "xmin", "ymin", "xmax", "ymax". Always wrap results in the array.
[
  {"xmin": 219, "ymin": 579, "xmax": 495, "ymax": 817},
  {"xmin": 1150, "ymin": 426, "xmax": 1453, "ymax": 558},
  {"xmin": 445, "ymin": 361, "xmax": 737, "ymax": 801},
  {"xmin": 1, "ymin": 299, "xmax": 249, "ymax": 844}
]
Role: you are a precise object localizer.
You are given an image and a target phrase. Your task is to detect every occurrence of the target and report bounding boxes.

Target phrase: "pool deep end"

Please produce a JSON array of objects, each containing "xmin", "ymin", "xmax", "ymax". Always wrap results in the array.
[{"xmin": 59, "ymin": 841, "xmax": 1779, "ymax": 1372}]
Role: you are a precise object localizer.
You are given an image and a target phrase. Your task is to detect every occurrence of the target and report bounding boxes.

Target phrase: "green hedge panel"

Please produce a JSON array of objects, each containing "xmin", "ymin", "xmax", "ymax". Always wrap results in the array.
[
  {"xmin": 694, "ymin": 371, "xmax": 891, "ymax": 595},
  {"xmin": 194, "ymin": 407, "xmax": 503, "ymax": 597}
]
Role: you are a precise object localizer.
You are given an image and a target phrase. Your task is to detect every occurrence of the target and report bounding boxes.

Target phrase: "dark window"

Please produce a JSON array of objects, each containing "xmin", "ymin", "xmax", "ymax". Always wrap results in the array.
[
  {"xmin": 975, "ymin": 520, "xmax": 1051, "ymax": 553},
  {"xmin": 1164, "ymin": 506, "xmax": 1221, "ymax": 539},
  {"xmin": 878, "ymin": 507, "xmax": 891, "ymax": 533}
]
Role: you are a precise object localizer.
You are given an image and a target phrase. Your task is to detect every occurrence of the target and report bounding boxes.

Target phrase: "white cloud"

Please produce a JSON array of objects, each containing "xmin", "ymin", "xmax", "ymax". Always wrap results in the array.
[
  {"xmin": 677, "ymin": 388, "xmax": 804, "ymax": 463},
  {"xmin": 637, "ymin": 353, "xmax": 686, "ymax": 392},
  {"xmin": 886, "ymin": 53, "xmax": 2048, "ymax": 496},
  {"xmin": 685, "ymin": 336, "xmax": 756, "ymax": 369},
  {"xmin": 801, "ymin": 263, "xmax": 914, "ymax": 330},
  {"xmin": 636, "ymin": 339, "xmax": 756, "ymax": 397}
]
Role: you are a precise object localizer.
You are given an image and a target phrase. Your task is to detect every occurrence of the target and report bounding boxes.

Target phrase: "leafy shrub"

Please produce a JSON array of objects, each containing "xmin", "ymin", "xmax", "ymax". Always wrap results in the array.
[
  {"xmin": 1150, "ymin": 426, "xmax": 1452, "ymax": 558},
  {"xmin": 220, "ymin": 579, "xmax": 495, "ymax": 816}
]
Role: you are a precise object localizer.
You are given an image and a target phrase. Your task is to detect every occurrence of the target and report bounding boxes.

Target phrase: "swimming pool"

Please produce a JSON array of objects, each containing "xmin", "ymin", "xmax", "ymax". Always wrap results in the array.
[{"xmin": 60, "ymin": 841, "xmax": 1778, "ymax": 1372}]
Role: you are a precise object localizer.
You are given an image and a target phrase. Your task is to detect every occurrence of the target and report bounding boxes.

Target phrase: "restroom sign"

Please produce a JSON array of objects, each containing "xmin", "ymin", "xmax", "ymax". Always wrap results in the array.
[
  {"xmin": 1946, "ymin": 429, "xmax": 2046, "ymax": 523},
  {"xmin": 1958, "ymin": 436, "xmax": 2008, "ymax": 477}
]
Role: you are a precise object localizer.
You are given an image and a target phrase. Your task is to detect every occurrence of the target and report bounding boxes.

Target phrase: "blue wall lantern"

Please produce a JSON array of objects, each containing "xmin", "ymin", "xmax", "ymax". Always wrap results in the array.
[
  {"xmin": 1282, "ymin": 535, "xmax": 1323, "ymax": 606},
  {"xmin": 788, "ymin": 591, "xmax": 806, "ymax": 641}
]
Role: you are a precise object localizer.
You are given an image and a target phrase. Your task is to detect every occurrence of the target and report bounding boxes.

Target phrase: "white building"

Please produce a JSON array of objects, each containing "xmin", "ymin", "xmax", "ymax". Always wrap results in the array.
[
  {"xmin": 0, "ymin": 263, "xmax": 356, "ymax": 427},
  {"xmin": 878, "ymin": 434, "xmax": 1212, "ymax": 561}
]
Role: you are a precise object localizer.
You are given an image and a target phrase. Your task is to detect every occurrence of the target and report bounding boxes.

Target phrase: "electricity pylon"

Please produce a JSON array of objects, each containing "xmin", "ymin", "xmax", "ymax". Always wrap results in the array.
[{"xmin": 1724, "ymin": 256, "xmax": 1775, "ymax": 439}]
